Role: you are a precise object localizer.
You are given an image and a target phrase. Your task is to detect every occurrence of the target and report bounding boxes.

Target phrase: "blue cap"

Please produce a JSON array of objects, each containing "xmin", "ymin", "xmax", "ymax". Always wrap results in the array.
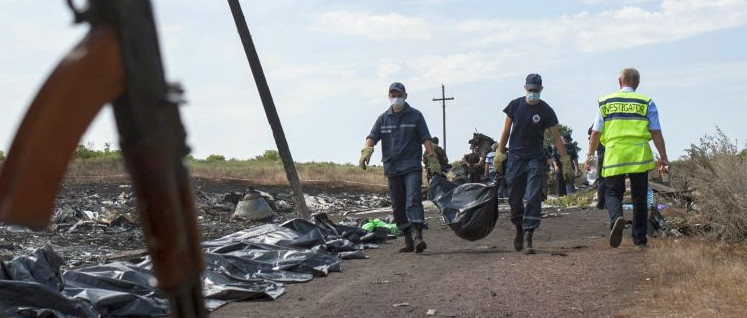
[
  {"xmin": 389, "ymin": 82, "xmax": 406, "ymax": 94},
  {"xmin": 525, "ymin": 74, "xmax": 542, "ymax": 89}
]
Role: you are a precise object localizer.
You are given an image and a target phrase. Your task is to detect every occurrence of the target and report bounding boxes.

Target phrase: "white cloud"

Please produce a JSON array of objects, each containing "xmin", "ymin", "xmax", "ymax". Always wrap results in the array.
[
  {"xmin": 3, "ymin": 1, "xmax": 747, "ymax": 163},
  {"xmin": 645, "ymin": 61, "xmax": 747, "ymax": 91},
  {"xmin": 457, "ymin": 0, "xmax": 747, "ymax": 53},
  {"xmin": 403, "ymin": 48, "xmax": 568, "ymax": 89},
  {"xmin": 312, "ymin": 10, "xmax": 431, "ymax": 40},
  {"xmin": 376, "ymin": 60, "xmax": 403, "ymax": 79},
  {"xmin": 409, "ymin": 52, "xmax": 504, "ymax": 84},
  {"xmin": 269, "ymin": 64, "xmax": 355, "ymax": 81},
  {"xmin": 583, "ymin": 0, "xmax": 658, "ymax": 4}
]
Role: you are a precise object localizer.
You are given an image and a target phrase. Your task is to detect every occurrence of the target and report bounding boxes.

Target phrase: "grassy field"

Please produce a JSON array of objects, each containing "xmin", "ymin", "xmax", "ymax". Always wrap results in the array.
[{"xmin": 60, "ymin": 155, "xmax": 389, "ymax": 191}]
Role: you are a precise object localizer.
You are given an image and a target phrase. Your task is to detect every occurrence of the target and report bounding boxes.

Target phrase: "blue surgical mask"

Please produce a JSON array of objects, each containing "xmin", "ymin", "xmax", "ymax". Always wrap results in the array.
[
  {"xmin": 526, "ymin": 92, "xmax": 541, "ymax": 104},
  {"xmin": 390, "ymin": 97, "xmax": 405, "ymax": 109}
]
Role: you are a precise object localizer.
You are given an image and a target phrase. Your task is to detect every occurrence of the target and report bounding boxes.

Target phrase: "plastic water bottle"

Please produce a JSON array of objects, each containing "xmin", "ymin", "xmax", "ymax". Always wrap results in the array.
[
  {"xmin": 586, "ymin": 157, "xmax": 597, "ymax": 184},
  {"xmin": 586, "ymin": 167, "xmax": 597, "ymax": 184},
  {"xmin": 647, "ymin": 186, "xmax": 655, "ymax": 209}
]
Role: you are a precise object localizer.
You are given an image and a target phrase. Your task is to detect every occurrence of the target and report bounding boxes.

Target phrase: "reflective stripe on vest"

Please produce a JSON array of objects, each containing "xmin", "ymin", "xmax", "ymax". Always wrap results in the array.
[{"xmin": 598, "ymin": 91, "xmax": 655, "ymax": 177}]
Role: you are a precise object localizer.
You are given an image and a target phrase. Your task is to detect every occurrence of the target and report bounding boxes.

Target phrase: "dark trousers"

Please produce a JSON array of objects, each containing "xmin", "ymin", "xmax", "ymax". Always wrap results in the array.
[
  {"xmin": 506, "ymin": 156, "xmax": 546, "ymax": 231},
  {"xmin": 555, "ymin": 161, "xmax": 576, "ymax": 196},
  {"xmin": 554, "ymin": 169, "xmax": 567, "ymax": 196},
  {"xmin": 604, "ymin": 172, "xmax": 648, "ymax": 246},
  {"xmin": 388, "ymin": 170, "xmax": 425, "ymax": 230},
  {"xmin": 596, "ymin": 150, "xmax": 606, "ymax": 209}
]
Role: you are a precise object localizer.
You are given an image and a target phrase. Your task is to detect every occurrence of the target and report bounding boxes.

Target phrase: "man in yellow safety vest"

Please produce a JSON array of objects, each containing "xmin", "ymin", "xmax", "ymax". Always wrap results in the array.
[{"xmin": 585, "ymin": 67, "xmax": 670, "ymax": 249}]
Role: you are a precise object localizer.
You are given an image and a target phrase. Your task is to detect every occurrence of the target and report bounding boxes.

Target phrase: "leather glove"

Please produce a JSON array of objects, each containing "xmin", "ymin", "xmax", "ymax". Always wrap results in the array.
[
  {"xmin": 425, "ymin": 153, "xmax": 442, "ymax": 175},
  {"xmin": 359, "ymin": 147, "xmax": 374, "ymax": 170},
  {"xmin": 494, "ymin": 151, "xmax": 507, "ymax": 175},
  {"xmin": 561, "ymin": 156, "xmax": 574, "ymax": 181}
]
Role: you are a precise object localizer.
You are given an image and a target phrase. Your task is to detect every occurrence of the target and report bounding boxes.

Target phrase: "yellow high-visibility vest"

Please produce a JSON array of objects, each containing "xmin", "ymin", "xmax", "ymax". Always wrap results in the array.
[{"xmin": 598, "ymin": 91, "xmax": 655, "ymax": 177}]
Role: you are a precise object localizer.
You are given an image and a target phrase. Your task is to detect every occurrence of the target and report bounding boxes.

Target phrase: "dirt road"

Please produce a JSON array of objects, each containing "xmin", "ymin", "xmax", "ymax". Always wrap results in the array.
[{"xmin": 211, "ymin": 202, "xmax": 652, "ymax": 318}]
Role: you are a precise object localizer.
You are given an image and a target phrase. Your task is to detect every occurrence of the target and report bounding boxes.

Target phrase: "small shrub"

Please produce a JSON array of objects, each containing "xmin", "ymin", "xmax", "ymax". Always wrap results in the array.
[
  {"xmin": 75, "ymin": 143, "xmax": 98, "ymax": 159},
  {"xmin": 74, "ymin": 143, "xmax": 121, "ymax": 160},
  {"xmin": 205, "ymin": 154, "xmax": 226, "ymax": 162},
  {"xmin": 254, "ymin": 150, "xmax": 280, "ymax": 161},
  {"xmin": 0, "ymin": 150, "xmax": 5, "ymax": 162},
  {"xmin": 681, "ymin": 128, "xmax": 747, "ymax": 242}
]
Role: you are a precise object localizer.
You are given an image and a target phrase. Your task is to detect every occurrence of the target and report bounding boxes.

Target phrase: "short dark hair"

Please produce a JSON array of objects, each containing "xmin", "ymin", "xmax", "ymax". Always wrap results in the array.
[{"xmin": 620, "ymin": 68, "xmax": 640, "ymax": 87}]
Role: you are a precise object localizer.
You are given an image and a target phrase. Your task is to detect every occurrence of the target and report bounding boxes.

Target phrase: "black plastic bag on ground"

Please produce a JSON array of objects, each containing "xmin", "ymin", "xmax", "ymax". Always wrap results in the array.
[
  {"xmin": 647, "ymin": 206, "xmax": 669, "ymax": 236},
  {"xmin": 429, "ymin": 174, "xmax": 498, "ymax": 241}
]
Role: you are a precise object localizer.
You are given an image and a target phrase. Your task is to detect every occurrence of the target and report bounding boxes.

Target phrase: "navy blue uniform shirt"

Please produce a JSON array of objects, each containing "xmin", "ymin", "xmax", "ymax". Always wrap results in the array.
[
  {"xmin": 553, "ymin": 143, "xmax": 578, "ymax": 161},
  {"xmin": 368, "ymin": 103, "xmax": 432, "ymax": 177},
  {"xmin": 503, "ymin": 97, "xmax": 559, "ymax": 160}
]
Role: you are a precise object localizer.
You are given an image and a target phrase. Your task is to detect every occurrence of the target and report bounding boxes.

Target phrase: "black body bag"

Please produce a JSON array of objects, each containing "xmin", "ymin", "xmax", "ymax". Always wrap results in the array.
[{"xmin": 428, "ymin": 174, "xmax": 499, "ymax": 241}]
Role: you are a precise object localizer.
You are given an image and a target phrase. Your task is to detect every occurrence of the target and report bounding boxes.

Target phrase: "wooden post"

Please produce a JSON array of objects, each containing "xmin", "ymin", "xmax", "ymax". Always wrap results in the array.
[
  {"xmin": 227, "ymin": 0, "xmax": 310, "ymax": 219},
  {"xmin": 432, "ymin": 84, "xmax": 454, "ymax": 152}
]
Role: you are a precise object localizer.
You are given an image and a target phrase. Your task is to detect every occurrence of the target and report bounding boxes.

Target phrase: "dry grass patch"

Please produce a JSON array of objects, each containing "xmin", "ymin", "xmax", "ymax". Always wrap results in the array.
[
  {"xmin": 64, "ymin": 157, "xmax": 129, "ymax": 184},
  {"xmin": 61, "ymin": 157, "xmax": 389, "ymax": 190},
  {"xmin": 188, "ymin": 160, "xmax": 387, "ymax": 189},
  {"xmin": 620, "ymin": 238, "xmax": 747, "ymax": 318}
]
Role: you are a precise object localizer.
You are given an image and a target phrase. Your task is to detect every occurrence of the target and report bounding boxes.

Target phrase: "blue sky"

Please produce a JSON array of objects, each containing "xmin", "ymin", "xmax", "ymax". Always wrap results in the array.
[{"xmin": 2, "ymin": 0, "xmax": 746, "ymax": 165}]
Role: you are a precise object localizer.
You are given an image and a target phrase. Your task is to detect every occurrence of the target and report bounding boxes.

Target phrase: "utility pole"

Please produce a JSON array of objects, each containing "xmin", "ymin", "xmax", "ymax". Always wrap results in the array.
[
  {"xmin": 227, "ymin": 0, "xmax": 310, "ymax": 220},
  {"xmin": 432, "ymin": 84, "xmax": 454, "ymax": 152}
]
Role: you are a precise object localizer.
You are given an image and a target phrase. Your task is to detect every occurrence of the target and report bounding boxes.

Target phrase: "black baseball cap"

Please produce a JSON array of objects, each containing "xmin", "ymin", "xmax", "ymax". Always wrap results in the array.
[
  {"xmin": 389, "ymin": 82, "xmax": 406, "ymax": 94},
  {"xmin": 525, "ymin": 74, "xmax": 542, "ymax": 89}
]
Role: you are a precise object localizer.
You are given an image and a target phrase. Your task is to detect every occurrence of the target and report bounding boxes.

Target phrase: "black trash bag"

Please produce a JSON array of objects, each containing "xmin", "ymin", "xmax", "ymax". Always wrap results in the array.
[
  {"xmin": 0, "ymin": 244, "xmax": 99, "ymax": 318},
  {"xmin": 647, "ymin": 205, "xmax": 669, "ymax": 236},
  {"xmin": 429, "ymin": 174, "xmax": 499, "ymax": 241},
  {"xmin": 61, "ymin": 262, "xmax": 171, "ymax": 317}
]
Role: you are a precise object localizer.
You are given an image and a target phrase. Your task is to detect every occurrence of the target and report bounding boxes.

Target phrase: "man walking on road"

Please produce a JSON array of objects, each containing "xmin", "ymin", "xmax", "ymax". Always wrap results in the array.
[
  {"xmin": 585, "ymin": 67, "xmax": 670, "ymax": 249},
  {"xmin": 359, "ymin": 82, "xmax": 440, "ymax": 253},
  {"xmin": 496, "ymin": 74, "xmax": 573, "ymax": 254}
]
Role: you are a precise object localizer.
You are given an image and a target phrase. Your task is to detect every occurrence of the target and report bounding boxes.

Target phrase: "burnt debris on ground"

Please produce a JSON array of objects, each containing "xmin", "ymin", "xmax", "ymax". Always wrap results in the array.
[
  {"xmin": 0, "ymin": 178, "xmax": 389, "ymax": 268},
  {"xmin": 0, "ymin": 179, "xmax": 393, "ymax": 317}
]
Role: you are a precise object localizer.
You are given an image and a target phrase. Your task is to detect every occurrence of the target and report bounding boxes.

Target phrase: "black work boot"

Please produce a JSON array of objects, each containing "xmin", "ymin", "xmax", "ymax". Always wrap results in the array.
[
  {"xmin": 413, "ymin": 224, "xmax": 427, "ymax": 253},
  {"xmin": 513, "ymin": 224, "xmax": 524, "ymax": 251},
  {"xmin": 524, "ymin": 229, "xmax": 536, "ymax": 254},
  {"xmin": 398, "ymin": 228, "xmax": 414, "ymax": 253}
]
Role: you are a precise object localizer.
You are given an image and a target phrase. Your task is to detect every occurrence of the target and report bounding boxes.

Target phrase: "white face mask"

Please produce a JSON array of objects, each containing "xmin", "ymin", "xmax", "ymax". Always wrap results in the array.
[
  {"xmin": 390, "ymin": 97, "xmax": 405, "ymax": 110},
  {"xmin": 526, "ymin": 92, "xmax": 541, "ymax": 104}
]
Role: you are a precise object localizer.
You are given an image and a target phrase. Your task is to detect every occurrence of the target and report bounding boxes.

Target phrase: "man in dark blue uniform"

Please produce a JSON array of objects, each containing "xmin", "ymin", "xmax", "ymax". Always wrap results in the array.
[
  {"xmin": 359, "ymin": 82, "xmax": 440, "ymax": 253},
  {"xmin": 496, "ymin": 74, "xmax": 573, "ymax": 254}
]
